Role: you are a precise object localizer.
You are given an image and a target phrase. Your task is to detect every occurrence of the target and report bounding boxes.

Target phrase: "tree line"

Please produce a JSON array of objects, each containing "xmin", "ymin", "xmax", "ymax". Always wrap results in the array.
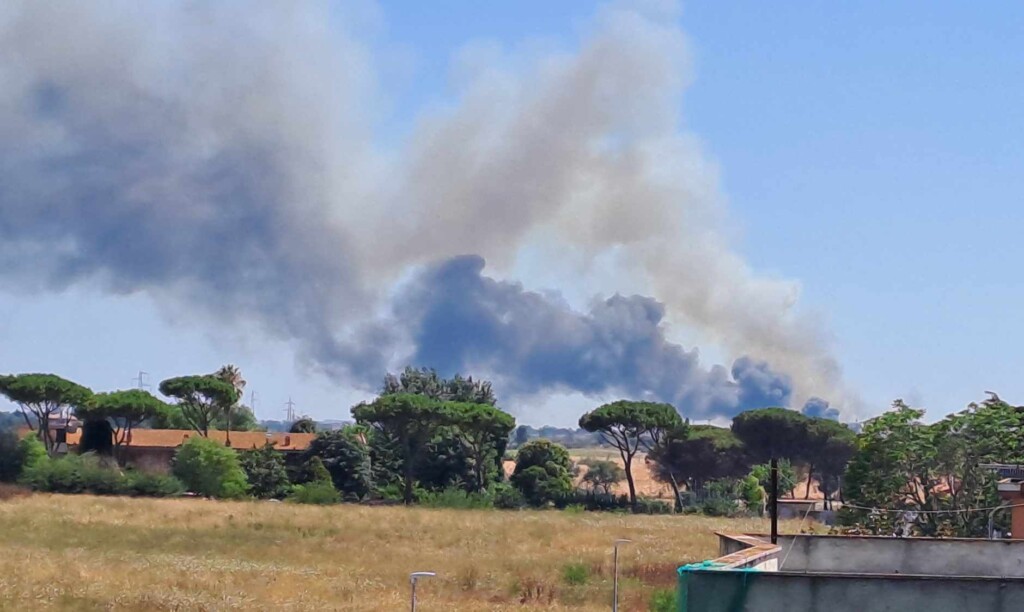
[{"xmin": 2, "ymin": 366, "xmax": 1019, "ymax": 531}]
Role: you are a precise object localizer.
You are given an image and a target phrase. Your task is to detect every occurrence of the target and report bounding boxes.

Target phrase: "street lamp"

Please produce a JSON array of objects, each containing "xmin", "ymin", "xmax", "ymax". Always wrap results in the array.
[
  {"xmin": 613, "ymin": 539, "xmax": 632, "ymax": 612},
  {"xmin": 409, "ymin": 571, "xmax": 435, "ymax": 612}
]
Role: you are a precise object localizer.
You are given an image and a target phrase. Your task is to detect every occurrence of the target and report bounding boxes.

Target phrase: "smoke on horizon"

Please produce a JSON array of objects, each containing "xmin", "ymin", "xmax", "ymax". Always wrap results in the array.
[{"xmin": 0, "ymin": 1, "xmax": 852, "ymax": 419}]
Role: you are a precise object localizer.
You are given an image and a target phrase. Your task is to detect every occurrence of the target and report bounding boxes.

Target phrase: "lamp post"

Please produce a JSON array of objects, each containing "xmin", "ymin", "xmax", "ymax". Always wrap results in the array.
[
  {"xmin": 613, "ymin": 539, "xmax": 632, "ymax": 612},
  {"xmin": 409, "ymin": 571, "xmax": 435, "ymax": 612}
]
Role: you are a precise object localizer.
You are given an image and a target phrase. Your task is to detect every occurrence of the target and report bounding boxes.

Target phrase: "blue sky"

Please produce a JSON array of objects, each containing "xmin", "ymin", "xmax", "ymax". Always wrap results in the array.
[{"xmin": 1, "ymin": 1, "xmax": 1022, "ymax": 425}]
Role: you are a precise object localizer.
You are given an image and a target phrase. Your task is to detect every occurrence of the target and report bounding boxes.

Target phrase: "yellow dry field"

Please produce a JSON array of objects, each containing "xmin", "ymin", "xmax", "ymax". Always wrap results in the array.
[{"xmin": 0, "ymin": 493, "xmax": 791, "ymax": 611}]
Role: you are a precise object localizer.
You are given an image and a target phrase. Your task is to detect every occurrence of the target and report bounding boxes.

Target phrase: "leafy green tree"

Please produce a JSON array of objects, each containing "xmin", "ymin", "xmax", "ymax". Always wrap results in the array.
[
  {"xmin": 648, "ymin": 425, "xmax": 747, "ymax": 510},
  {"xmin": 159, "ymin": 376, "xmax": 239, "ymax": 437},
  {"xmin": 353, "ymin": 394, "xmax": 452, "ymax": 504},
  {"xmin": 731, "ymin": 407, "xmax": 812, "ymax": 464},
  {"xmin": 290, "ymin": 417, "xmax": 317, "ymax": 434},
  {"xmin": 381, "ymin": 367, "xmax": 496, "ymax": 405},
  {"xmin": 212, "ymin": 405, "xmax": 261, "ymax": 432},
  {"xmin": 510, "ymin": 439, "xmax": 574, "ymax": 507},
  {"xmin": 77, "ymin": 389, "xmax": 170, "ymax": 464},
  {"xmin": 839, "ymin": 399, "xmax": 1006, "ymax": 537},
  {"xmin": 172, "ymin": 436, "xmax": 248, "ymax": 498},
  {"xmin": 288, "ymin": 457, "xmax": 341, "ymax": 505},
  {"xmin": 302, "ymin": 428, "xmax": 372, "ymax": 500},
  {"xmin": 803, "ymin": 417, "xmax": 856, "ymax": 506},
  {"xmin": 212, "ymin": 364, "xmax": 247, "ymax": 438},
  {"xmin": 0, "ymin": 374, "xmax": 92, "ymax": 452},
  {"xmin": 239, "ymin": 443, "xmax": 291, "ymax": 499},
  {"xmin": 751, "ymin": 459, "xmax": 797, "ymax": 499},
  {"xmin": 579, "ymin": 400, "xmax": 682, "ymax": 509},
  {"xmin": 448, "ymin": 402, "xmax": 516, "ymax": 491},
  {"xmin": 580, "ymin": 459, "xmax": 624, "ymax": 495}
]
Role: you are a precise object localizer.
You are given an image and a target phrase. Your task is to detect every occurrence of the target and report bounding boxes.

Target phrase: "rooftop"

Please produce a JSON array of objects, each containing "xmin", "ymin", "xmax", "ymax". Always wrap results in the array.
[
  {"xmin": 63, "ymin": 428, "xmax": 316, "ymax": 452},
  {"xmin": 678, "ymin": 533, "xmax": 1024, "ymax": 612}
]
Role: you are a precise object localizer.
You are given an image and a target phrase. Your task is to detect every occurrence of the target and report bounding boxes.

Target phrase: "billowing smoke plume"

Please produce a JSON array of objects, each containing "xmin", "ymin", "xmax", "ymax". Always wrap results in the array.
[
  {"xmin": 395, "ymin": 255, "xmax": 793, "ymax": 418},
  {"xmin": 0, "ymin": 1, "xmax": 849, "ymax": 418},
  {"xmin": 801, "ymin": 397, "xmax": 840, "ymax": 421}
]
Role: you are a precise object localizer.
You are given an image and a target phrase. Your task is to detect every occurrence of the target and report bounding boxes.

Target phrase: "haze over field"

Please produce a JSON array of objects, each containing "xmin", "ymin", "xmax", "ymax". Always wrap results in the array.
[{"xmin": 2, "ymin": 2, "xmax": 1022, "ymax": 424}]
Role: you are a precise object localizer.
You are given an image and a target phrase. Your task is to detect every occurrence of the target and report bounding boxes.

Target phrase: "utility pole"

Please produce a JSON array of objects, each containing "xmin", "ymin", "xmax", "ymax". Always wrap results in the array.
[
  {"xmin": 249, "ymin": 390, "xmax": 257, "ymax": 417},
  {"xmin": 770, "ymin": 456, "xmax": 779, "ymax": 545},
  {"xmin": 132, "ymin": 370, "xmax": 150, "ymax": 390}
]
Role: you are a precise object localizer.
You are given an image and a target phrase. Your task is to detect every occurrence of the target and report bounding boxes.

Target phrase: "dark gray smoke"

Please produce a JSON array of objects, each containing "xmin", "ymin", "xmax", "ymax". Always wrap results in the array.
[
  {"xmin": 395, "ymin": 255, "xmax": 796, "ymax": 418},
  {"xmin": 801, "ymin": 397, "xmax": 840, "ymax": 420}
]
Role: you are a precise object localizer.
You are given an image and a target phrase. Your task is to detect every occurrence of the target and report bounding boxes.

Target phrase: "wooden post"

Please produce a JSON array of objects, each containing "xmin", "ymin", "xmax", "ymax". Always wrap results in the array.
[{"xmin": 770, "ymin": 456, "xmax": 779, "ymax": 545}]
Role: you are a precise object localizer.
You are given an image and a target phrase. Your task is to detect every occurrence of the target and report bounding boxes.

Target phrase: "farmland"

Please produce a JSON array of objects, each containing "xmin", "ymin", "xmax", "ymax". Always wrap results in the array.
[{"xmin": 0, "ymin": 493, "xmax": 795, "ymax": 611}]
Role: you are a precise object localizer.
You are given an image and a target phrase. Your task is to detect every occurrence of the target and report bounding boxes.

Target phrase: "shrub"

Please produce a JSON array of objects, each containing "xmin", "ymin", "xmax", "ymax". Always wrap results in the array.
[
  {"xmin": 580, "ymin": 459, "xmax": 625, "ymax": 495},
  {"xmin": 649, "ymin": 589, "xmax": 677, "ymax": 612},
  {"xmin": 301, "ymin": 429, "xmax": 372, "ymax": 499},
  {"xmin": 700, "ymin": 479, "xmax": 742, "ymax": 517},
  {"xmin": 633, "ymin": 498, "xmax": 673, "ymax": 515},
  {"xmin": 288, "ymin": 481, "xmax": 341, "ymax": 505},
  {"xmin": 700, "ymin": 495, "xmax": 740, "ymax": 517},
  {"xmin": 21, "ymin": 453, "xmax": 120, "ymax": 495},
  {"xmin": 0, "ymin": 429, "xmax": 22, "ymax": 482},
  {"xmin": 510, "ymin": 440, "xmax": 574, "ymax": 507},
  {"xmin": 172, "ymin": 437, "xmax": 249, "ymax": 499},
  {"xmin": 239, "ymin": 443, "xmax": 291, "ymax": 499},
  {"xmin": 121, "ymin": 470, "xmax": 185, "ymax": 497},
  {"xmin": 18, "ymin": 451, "xmax": 184, "ymax": 498},
  {"xmin": 561, "ymin": 561, "xmax": 589, "ymax": 586},
  {"xmin": 418, "ymin": 486, "xmax": 494, "ymax": 510},
  {"xmin": 18, "ymin": 435, "xmax": 47, "ymax": 471},
  {"xmin": 490, "ymin": 482, "xmax": 526, "ymax": 510},
  {"xmin": 0, "ymin": 430, "xmax": 46, "ymax": 483}
]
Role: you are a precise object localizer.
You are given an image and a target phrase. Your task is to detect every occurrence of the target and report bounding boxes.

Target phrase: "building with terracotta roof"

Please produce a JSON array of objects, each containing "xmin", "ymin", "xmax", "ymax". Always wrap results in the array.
[{"xmin": 32, "ymin": 423, "xmax": 317, "ymax": 472}]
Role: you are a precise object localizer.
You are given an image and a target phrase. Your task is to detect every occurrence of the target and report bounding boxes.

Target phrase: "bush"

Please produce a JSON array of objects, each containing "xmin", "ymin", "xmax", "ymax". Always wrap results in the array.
[
  {"xmin": 700, "ymin": 479, "xmax": 742, "ymax": 517},
  {"xmin": 21, "ymin": 453, "xmax": 120, "ymax": 495},
  {"xmin": 172, "ymin": 437, "xmax": 249, "ymax": 499},
  {"xmin": 288, "ymin": 481, "xmax": 341, "ymax": 505},
  {"xmin": 121, "ymin": 470, "xmax": 185, "ymax": 497},
  {"xmin": 580, "ymin": 459, "xmax": 624, "ymax": 495},
  {"xmin": 633, "ymin": 497, "xmax": 673, "ymax": 515},
  {"xmin": 301, "ymin": 429, "xmax": 372, "ymax": 499},
  {"xmin": 490, "ymin": 482, "xmax": 526, "ymax": 510},
  {"xmin": 700, "ymin": 495, "xmax": 740, "ymax": 517},
  {"xmin": 510, "ymin": 440, "xmax": 574, "ymax": 507},
  {"xmin": 0, "ymin": 431, "xmax": 46, "ymax": 483},
  {"xmin": 649, "ymin": 589, "xmax": 677, "ymax": 612},
  {"xmin": 418, "ymin": 487, "xmax": 494, "ymax": 510},
  {"xmin": 561, "ymin": 561, "xmax": 589, "ymax": 586},
  {"xmin": 239, "ymin": 443, "xmax": 291, "ymax": 499}
]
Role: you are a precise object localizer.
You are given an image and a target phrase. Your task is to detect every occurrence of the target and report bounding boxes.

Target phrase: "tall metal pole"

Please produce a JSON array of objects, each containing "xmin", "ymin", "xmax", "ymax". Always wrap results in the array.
[
  {"xmin": 613, "ymin": 544, "xmax": 619, "ymax": 612},
  {"xmin": 770, "ymin": 456, "xmax": 779, "ymax": 545},
  {"xmin": 409, "ymin": 572, "xmax": 435, "ymax": 612},
  {"xmin": 613, "ymin": 539, "xmax": 631, "ymax": 612}
]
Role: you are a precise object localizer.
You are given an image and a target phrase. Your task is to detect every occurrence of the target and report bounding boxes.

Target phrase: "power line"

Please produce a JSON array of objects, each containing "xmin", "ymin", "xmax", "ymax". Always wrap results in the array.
[{"xmin": 284, "ymin": 397, "xmax": 297, "ymax": 422}]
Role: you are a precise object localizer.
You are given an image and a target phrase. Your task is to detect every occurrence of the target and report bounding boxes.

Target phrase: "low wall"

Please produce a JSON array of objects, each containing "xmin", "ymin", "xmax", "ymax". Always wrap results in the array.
[
  {"xmin": 678, "ymin": 570, "xmax": 1024, "ymax": 612},
  {"xmin": 776, "ymin": 534, "xmax": 1024, "ymax": 577}
]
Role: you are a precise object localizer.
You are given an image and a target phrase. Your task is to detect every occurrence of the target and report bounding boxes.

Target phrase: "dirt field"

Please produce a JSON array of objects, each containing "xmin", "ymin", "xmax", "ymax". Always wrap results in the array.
[{"xmin": 0, "ymin": 493, "xmax": 791, "ymax": 611}]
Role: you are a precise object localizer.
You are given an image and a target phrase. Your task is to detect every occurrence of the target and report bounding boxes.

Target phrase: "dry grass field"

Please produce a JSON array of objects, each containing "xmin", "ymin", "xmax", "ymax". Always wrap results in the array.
[{"xmin": 0, "ymin": 493, "xmax": 797, "ymax": 611}]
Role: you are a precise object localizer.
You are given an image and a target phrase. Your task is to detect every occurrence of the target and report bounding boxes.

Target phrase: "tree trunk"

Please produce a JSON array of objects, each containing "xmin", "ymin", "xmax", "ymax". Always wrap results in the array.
[
  {"xmin": 805, "ymin": 464, "xmax": 814, "ymax": 499},
  {"xmin": 403, "ymin": 461, "xmax": 415, "ymax": 505},
  {"xmin": 667, "ymin": 473, "xmax": 682, "ymax": 513},
  {"xmin": 623, "ymin": 454, "xmax": 637, "ymax": 511}
]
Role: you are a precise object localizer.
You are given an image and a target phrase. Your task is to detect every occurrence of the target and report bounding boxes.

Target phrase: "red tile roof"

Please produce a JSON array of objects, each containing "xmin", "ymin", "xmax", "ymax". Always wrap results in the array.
[{"xmin": 65, "ymin": 429, "xmax": 315, "ymax": 451}]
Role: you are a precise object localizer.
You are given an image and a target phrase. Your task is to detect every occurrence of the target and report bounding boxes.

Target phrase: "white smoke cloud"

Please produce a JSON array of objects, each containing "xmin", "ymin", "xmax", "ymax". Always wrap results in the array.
[{"xmin": 0, "ymin": 0, "xmax": 852, "ymax": 416}]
